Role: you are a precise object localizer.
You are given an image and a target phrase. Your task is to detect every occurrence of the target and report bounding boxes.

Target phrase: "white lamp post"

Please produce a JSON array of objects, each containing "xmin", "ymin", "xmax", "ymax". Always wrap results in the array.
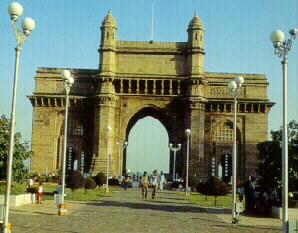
[
  {"xmin": 270, "ymin": 28, "xmax": 297, "ymax": 233},
  {"xmin": 106, "ymin": 126, "xmax": 112, "ymax": 194},
  {"xmin": 227, "ymin": 76, "xmax": 244, "ymax": 224},
  {"xmin": 60, "ymin": 70, "xmax": 74, "ymax": 214},
  {"xmin": 185, "ymin": 129, "xmax": 191, "ymax": 195},
  {"xmin": 169, "ymin": 143, "xmax": 181, "ymax": 181},
  {"xmin": 117, "ymin": 141, "xmax": 128, "ymax": 176},
  {"xmin": 3, "ymin": 3, "xmax": 35, "ymax": 233}
]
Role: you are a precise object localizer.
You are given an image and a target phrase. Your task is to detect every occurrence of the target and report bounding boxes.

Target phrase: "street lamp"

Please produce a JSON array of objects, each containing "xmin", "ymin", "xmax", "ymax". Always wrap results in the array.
[
  {"xmin": 106, "ymin": 126, "xmax": 112, "ymax": 194},
  {"xmin": 270, "ymin": 28, "xmax": 297, "ymax": 233},
  {"xmin": 60, "ymin": 69, "xmax": 74, "ymax": 215},
  {"xmin": 169, "ymin": 143, "xmax": 181, "ymax": 181},
  {"xmin": 185, "ymin": 129, "xmax": 191, "ymax": 195},
  {"xmin": 227, "ymin": 76, "xmax": 244, "ymax": 224},
  {"xmin": 116, "ymin": 141, "xmax": 128, "ymax": 176},
  {"xmin": 3, "ymin": 3, "xmax": 35, "ymax": 233}
]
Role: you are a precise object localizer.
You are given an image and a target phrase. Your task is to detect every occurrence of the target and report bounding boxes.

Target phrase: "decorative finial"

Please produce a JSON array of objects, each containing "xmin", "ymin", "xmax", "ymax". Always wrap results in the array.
[{"xmin": 194, "ymin": 11, "xmax": 197, "ymax": 17}]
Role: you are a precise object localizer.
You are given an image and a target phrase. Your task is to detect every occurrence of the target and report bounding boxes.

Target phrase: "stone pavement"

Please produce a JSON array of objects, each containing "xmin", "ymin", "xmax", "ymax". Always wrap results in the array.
[{"xmin": 8, "ymin": 188, "xmax": 281, "ymax": 233}]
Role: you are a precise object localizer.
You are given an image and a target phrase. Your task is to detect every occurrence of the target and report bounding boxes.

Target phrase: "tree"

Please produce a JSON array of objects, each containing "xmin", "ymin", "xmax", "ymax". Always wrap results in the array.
[
  {"xmin": 0, "ymin": 115, "xmax": 32, "ymax": 183},
  {"xmin": 197, "ymin": 176, "xmax": 228, "ymax": 206},
  {"xmin": 84, "ymin": 177, "xmax": 96, "ymax": 193},
  {"xmin": 66, "ymin": 171, "xmax": 85, "ymax": 192},
  {"xmin": 93, "ymin": 172, "xmax": 106, "ymax": 190},
  {"xmin": 257, "ymin": 120, "xmax": 298, "ymax": 195}
]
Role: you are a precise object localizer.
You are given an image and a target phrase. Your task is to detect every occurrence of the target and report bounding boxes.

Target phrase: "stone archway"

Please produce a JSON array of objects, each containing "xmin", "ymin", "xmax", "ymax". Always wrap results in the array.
[
  {"xmin": 29, "ymin": 12, "xmax": 273, "ymax": 180},
  {"xmin": 123, "ymin": 107, "xmax": 171, "ymax": 175}
]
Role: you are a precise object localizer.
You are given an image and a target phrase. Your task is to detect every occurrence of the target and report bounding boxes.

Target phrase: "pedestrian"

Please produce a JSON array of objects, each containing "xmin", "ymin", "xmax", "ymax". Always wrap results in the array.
[
  {"xmin": 123, "ymin": 173, "xmax": 129, "ymax": 191},
  {"xmin": 151, "ymin": 170, "xmax": 158, "ymax": 199},
  {"xmin": 159, "ymin": 171, "xmax": 166, "ymax": 191},
  {"xmin": 38, "ymin": 182, "xmax": 43, "ymax": 204},
  {"xmin": 141, "ymin": 171, "xmax": 149, "ymax": 199},
  {"xmin": 238, "ymin": 184, "xmax": 244, "ymax": 202}
]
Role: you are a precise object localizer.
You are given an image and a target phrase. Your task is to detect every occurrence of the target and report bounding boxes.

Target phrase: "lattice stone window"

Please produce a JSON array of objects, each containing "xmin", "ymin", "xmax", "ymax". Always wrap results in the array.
[
  {"xmin": 213, "ymin": 121, "xmax": 233, "ymax": 142},
  {"xmin": 73, "ymin": 125, "xmax": 84, "ymax": 136}
]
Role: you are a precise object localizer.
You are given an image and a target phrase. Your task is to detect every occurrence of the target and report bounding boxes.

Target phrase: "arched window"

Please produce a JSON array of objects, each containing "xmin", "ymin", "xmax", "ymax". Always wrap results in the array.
[
  {"xmin": 195, "ymin": 33, "xmax": 198, "ymax": 40},
  {"xmin": 213, "ymin": 121, "xmax": 233, "ymax": 142}
]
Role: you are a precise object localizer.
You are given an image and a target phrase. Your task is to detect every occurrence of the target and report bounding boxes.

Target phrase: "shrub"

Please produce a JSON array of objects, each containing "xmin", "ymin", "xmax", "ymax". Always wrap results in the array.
[
  {"xmin": 93, "ymin": 172, "xmax": 106, "ymax": 189},
  {"xmin": 108, "ymin": 177, "xmax": 120, "ymax": 186},
  {"xmin": 197, "ymin": 176, "xmax": 228, "ymax": 206},
  {"xmin": 66, "ymin": 171, "xmax": 85, "ymax": 192},
  {"xmin": 27, "ymin": 186, "xmax": 38, "ymax": 194},
  {"xmin": 85, "ymin": 177, "xmax": 96, "ymax": 192},
  {"xmin": 189, "ymin": 176, "xmax": 201, "ymax": 191}
]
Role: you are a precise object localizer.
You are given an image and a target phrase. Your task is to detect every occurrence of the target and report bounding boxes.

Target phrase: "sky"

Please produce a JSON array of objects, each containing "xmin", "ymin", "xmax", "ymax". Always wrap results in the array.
[{"xmin": 0, "ymin": 0, "xmax": 297, "ymax": 173}]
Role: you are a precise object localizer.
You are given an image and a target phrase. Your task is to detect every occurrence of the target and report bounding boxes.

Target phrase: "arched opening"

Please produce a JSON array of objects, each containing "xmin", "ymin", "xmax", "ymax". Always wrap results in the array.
[{"xmin": 125, "ymin": 116, "xmax": 170, "ymax": 175}]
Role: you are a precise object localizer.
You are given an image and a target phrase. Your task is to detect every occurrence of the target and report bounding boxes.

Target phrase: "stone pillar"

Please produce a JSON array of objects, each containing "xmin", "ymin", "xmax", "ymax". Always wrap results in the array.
[{"xmin": 183, "ymin": 99, "xmax": 206, "ymax": 178}]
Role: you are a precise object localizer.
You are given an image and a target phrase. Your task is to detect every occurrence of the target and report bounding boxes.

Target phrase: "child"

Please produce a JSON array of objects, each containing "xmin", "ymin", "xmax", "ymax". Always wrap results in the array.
[{"xmin": 38, "ymin": 182, "xmax": 43, "ymax": 204}]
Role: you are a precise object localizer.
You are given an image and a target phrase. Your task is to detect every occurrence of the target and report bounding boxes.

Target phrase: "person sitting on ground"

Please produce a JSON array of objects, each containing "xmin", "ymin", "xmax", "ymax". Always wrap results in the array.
[{"xmin": 141, "ymin": 171, "xmax": 149, "ymax": 199}]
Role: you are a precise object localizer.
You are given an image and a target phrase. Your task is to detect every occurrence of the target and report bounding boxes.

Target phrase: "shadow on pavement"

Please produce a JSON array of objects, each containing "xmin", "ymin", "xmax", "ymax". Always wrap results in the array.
[{"xmin": 85, "ymin": 199, "xmax": 206, "ymax": 213}]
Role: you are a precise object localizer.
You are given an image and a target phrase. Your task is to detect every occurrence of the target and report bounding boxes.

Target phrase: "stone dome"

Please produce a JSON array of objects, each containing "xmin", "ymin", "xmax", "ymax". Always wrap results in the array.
[
  {"xmin": 101, "ymin": 10, "xmax": 117, "ymax": 28},
  {"xmin": 188, "ymin": 14, "xmax": 203, "ymax": 30}
]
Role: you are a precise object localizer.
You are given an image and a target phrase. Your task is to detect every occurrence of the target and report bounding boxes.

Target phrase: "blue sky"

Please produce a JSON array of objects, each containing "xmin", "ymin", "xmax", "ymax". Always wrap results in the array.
[{"xmin": 0, "ymin": 0, "xmax": 297, "ymax": 172}]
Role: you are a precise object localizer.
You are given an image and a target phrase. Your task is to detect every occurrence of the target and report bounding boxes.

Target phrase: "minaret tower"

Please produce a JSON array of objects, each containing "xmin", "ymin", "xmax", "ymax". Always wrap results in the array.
[{"xmin": 187, "ymin": 13, "xmax": 205, "ymax": 76}]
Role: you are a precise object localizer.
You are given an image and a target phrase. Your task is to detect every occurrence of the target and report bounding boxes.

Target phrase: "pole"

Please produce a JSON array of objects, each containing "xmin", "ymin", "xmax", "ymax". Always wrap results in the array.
[
  {"xmin": 3, "ymin": 46, "xmax": 21, "ymax": 233},
  {"xmin": 282, "ymin": 59, "xmax": 288, "ymax": 233},
  {"xmin": 173, "ymin": 150, "xmax": 176, "ymax": 181},
  {"xmin": 61, "ymin": 88, "xmax": 70, "ymax": 205},
  {"xmin": 232, "ymin": 98, "xmax": 237, "ymax": 223},
  {"xmin": 106, "ymin": 154, "xmax": 110, "ymax": 193},
  {"xmin": 186, "ymin": 134, "xmax": 190, "ymax": 194}
]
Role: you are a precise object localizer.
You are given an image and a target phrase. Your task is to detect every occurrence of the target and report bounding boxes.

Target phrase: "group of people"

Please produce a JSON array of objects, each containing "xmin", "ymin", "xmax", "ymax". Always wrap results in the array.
[
  {"xmin": 140, "ymin": 170, "xmax": 166, "ymax": 199},
  {"xmin": 244, "ymin": 177, "xmax": 280, "ymax": 216}
]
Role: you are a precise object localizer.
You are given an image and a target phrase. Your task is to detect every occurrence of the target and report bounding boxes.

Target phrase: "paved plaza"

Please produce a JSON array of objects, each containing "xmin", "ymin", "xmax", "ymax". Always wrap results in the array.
[{"xmin": 9, "ymin": 189, "xmax": 282, "ymax": 233}]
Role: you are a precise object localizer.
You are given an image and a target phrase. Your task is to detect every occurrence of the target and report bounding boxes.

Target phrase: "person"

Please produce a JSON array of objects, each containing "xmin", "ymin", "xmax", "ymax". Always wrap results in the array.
[
  {"xmin": 141, "ymin": 171, "xmax": 149, "ymax": 199},
  {"xmin": 26, "ymin": 177, "xmax": 33, "ymax": 190},
  {"xmin": 123, "ymin": 173, "xmax": 129, "ymax": 191},
  {"xmin": 38, "ymin": 182, "xmax": 43, "ymax": 204},
  {"xmin": 151, "ymin": 170, "xmax": 158, "ymax": 199},
  {"xmin": 159, "ymin": 171, "xmax": 166, "ymax": 191},
  {"xmin": 238, "ymin": 184, "xmax": 244, "ymax": 202}
]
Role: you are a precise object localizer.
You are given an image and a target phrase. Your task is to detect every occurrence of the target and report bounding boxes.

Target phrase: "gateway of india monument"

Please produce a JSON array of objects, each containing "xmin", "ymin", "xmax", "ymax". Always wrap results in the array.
[{"xmin": 28, "ymin": 12, "xmax": 273, "ymax": 181}]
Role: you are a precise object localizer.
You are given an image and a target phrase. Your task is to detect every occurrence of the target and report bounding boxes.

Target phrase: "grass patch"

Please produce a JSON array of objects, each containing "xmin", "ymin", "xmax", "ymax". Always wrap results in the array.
[
  {"xmin": 0, "ymin": 182, "xmax": 115, "ymax": 202},
  {"xmin": 185, "ymin": 192, "xmax": 245, "ymax": 209}
]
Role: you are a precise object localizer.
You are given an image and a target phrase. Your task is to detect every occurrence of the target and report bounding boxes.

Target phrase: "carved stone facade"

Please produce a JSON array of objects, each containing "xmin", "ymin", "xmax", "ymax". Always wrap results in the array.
[{"xmin": 29, "ymin": 12, "xmax": 273, "ymax": 180}]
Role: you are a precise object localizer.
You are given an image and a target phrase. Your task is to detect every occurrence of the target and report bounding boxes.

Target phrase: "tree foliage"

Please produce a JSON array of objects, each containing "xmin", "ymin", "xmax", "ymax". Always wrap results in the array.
[
  {"xmin": 66, "ymin": 171, "xmax": 85, "ymax": 192},
  {"xmin": 257, "ymin": 120, "xmax": 298, "ymax": 193},
  {"xmin": 0, "ymin": 115, "xmax": 32, "ymax": 183},
  {"xmin": 196, "ymin": 176, "xmax": 228, "ymax": 206},
  {"xmin": 93, "ymin": 172, "xmax": 106, "ymax": 190},
  {"xmin": 84, "ymin": 177, "xmax": 96, "ymax": 192}
]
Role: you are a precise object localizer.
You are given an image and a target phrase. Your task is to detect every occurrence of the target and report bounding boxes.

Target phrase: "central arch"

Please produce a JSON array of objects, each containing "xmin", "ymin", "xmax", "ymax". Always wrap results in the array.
[
  {"xmin": 123, "ymin": 107, "xmax": 171, "ymax": 175},
  {"xmin": 125, "ymin": 116, "xmax": 170, "ymax": 174}
]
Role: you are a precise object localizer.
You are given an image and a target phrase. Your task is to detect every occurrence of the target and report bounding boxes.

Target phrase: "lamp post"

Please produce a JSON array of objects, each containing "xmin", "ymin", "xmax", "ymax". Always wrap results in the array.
[
  {"xmin": 169, "ymin": 143, "xmax": 181, "ymax": 181},
  {"xmin": 227, "ymin": 76, "xmax": 244, "ymax": 224},
  {"xmin": 3, "ymin": 3, "xmax": 35, "ymax": 233},
  {"xmin": 117, "ymin": 141, "xmax": 128, "ymax": 176},
  {"xmin": 185, "ymin": 129, "xmax": 191, "ymax": 195},
  {"xmin": 106, "ymin": 126, "xmax": 112, "ymax": 194},
  {"xmin": 60, "ymin": 70, "xmax": 74, "ymax": 214},
  {"xmin": 270, "ymin": 28, "xmax": 297, "ymax": 233}
]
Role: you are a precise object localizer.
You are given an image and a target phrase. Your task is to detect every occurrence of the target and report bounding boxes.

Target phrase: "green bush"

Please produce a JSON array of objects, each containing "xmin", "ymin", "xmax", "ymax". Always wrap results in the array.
[
  {"xmin": 197, "ymin": 177, "xmax": 228, "ymax": 206},
  {"xmin": 93, "ymin": 172, "xmax": 106, "ymax": 189},
  {"xmin": 108, "ymin": 178, "xmax": 119, "ymax": 186},
  {"xmin": 26, "ymin": 186, "xmax": 38, "ymax": 193},
  {"xmin": 189, "ymin": 176, "xmax": 201, "ymax": 191},
  {"xmin": 66, "ymin": 171, "xmax": 85, "ymax": 192},
  {"xmin": 85, "ymin": 177, "xmax": 96, "ymax": 192}
]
